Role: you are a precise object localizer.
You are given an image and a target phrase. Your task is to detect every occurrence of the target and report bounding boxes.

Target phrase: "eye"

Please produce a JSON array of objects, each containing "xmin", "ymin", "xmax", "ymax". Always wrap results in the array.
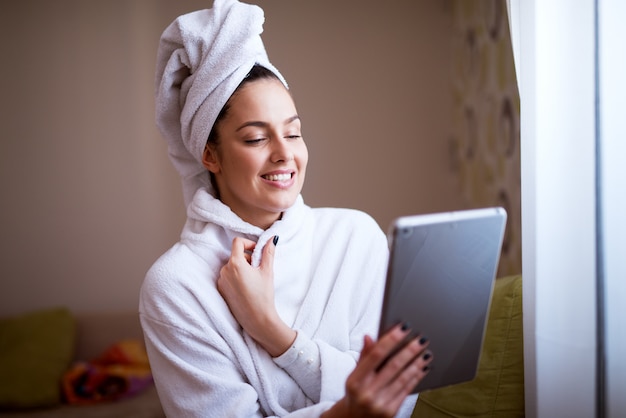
[
  {"xmin": 244, "ymin": 138, "xmax": 266, "ymax": 145},
  {"xmin": 285, "ymin": 134, "xmax": 302, "ymax": 140}
]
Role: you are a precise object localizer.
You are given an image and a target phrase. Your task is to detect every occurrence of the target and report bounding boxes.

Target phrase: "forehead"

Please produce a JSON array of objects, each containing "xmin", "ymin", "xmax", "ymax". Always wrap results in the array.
[{"xmin": 225, "ymin": 78, "xmax": 297, "ymax": 122}]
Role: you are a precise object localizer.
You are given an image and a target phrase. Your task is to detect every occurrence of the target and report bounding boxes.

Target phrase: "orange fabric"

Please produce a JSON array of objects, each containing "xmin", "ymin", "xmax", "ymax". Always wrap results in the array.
[{"xmin": 62, "ymin": 339, "xmax": 152, "ymax": 405}]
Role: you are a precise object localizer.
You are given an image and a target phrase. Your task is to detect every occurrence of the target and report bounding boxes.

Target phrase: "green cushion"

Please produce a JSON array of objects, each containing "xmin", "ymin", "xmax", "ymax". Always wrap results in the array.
[
  {"xmin": 412, "ymin": 275, "xmax": 524, "ymax": 418},
  {"xmin": 0, "ymin": 307, "xmax": 76, "ymax": 410}
]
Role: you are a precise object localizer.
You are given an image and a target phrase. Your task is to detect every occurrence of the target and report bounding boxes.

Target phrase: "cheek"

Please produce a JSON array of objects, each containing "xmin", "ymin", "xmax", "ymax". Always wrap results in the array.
[
  {"xmin": 297, "ymin": 143, "xmax": 309, "ymax": 169},
  {"xmin": 224, "ymin": 152, "xmax": 261, "ymax": 178}
]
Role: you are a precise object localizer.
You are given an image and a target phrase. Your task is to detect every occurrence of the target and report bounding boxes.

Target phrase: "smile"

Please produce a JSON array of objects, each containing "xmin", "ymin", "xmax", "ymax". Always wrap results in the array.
[{"xmin": 262, "ymin": 173, "xmax": 293, "ymax": 181}]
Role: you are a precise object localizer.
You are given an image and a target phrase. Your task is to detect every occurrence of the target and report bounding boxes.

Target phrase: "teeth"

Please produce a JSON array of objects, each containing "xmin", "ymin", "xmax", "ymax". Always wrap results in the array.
[{"xmin": 264, "ymin": 173, "xmax": 291, "ymax": 181}]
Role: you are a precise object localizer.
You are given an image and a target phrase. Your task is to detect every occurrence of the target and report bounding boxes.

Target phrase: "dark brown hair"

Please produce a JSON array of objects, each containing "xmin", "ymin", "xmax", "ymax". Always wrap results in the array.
[{"xmin": 206, "ymin": 64, "xmax": 281, "ymax": 147}]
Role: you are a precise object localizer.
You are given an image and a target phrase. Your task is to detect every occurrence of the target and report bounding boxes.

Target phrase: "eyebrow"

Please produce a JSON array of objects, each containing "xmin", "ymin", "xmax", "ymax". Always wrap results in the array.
[{"xmin": 235, "ymin": 115, "xmax": 300, "ymax": 132}]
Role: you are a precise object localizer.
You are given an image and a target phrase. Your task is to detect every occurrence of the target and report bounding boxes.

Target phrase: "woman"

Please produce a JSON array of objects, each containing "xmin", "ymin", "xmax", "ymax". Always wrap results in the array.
[{"xmin": 139, "ymin": 1, "xmax": 432, "ymax": 417}]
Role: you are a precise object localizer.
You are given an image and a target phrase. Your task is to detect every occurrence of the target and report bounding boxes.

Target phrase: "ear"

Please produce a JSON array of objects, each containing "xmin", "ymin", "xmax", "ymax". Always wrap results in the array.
[{"xmin": 202, "ymin": 144, "xmax": 221, "ymax": 174}]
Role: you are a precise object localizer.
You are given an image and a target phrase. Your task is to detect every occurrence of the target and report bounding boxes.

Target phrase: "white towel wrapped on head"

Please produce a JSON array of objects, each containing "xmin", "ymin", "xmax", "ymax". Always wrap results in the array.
[{"xmin": 155, "ymin": 0, "xmax": 287, "ymax": 206}]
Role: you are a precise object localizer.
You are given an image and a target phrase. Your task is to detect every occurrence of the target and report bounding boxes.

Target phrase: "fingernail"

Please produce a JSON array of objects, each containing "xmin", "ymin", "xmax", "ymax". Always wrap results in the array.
[
  {"xmin": 401, "ymin": 322, "xmax": 411, "ymax": 332},
  {"xmin": 273, "ymin": 235, "xmax": 279, "ymax": 246},
  {"xmin": 423, "ymin": 352, "xmax": 432, "ymax": 361},
  {"xmin": 422, "ymin": 365, "xmax": 431, "ymax": 373},
  {"xmin": 419, "ymin": 336, "xmax": 429, "ymax": 345}
]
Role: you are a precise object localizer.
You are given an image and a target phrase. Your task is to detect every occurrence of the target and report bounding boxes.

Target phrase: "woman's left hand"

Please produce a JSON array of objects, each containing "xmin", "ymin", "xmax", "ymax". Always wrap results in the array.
[{"xmin": 217, "ymin": 236, "xmax": 296, "ymax": 356}]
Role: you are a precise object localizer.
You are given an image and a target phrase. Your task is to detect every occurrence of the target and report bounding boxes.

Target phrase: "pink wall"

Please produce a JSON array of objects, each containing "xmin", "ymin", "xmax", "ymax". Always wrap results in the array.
[{"xmin": 0, "ymin": 0, "xmax": 461, "ymax": 316}]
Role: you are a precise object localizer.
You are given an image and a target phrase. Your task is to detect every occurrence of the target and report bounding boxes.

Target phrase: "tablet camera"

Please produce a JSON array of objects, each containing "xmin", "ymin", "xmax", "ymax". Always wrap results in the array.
[{"xmin": 400, "ymin": 227, "xmax": 413, "ymax": 239}]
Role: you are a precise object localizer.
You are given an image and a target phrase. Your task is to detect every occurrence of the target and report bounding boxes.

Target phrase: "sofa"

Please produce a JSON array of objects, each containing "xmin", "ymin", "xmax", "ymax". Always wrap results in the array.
[{"xmin": 0, "ymin": 310, "xmax": 164, "ymax": 418}]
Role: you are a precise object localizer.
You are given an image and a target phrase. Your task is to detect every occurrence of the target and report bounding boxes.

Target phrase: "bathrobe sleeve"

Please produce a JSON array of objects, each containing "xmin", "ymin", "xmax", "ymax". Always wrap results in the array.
[
  {"xmin": 140, "ymin": 314, "xmax": 335, "ymax": 417},
  {"xmin": 140, "ymin": 243, "xmax": 338, "ymax": 417},
  {"xmin": 140, "ymin": 244, "xmax": 255, "ymax": 417}
]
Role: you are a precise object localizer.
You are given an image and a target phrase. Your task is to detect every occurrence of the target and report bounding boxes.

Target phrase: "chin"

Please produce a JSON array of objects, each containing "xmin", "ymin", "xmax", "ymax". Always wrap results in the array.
[{"xmin": 269, "ymin": 195, "xmax": 299, "ymax": 212}]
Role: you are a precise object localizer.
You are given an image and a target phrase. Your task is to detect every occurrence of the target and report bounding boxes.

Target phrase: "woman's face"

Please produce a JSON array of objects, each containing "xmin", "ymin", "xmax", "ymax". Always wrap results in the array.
[{"xmin": 203, "ymin": 78, "xmax": 308, "ymax": 229}]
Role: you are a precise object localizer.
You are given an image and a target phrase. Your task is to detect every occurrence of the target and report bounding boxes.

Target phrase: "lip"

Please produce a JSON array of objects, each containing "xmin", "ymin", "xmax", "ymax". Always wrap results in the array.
[{"xmin": 260, "ymin": 169, "xmax": 296, "ymax": 189}]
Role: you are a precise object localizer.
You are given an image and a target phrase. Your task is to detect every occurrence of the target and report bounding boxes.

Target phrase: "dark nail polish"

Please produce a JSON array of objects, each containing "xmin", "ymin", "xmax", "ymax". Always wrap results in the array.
[
  {"xmin": 273, "ymin": 235, "xmax": 279, "ymax": 246},
  {"xmin": 422, "ymin": 365, "xmax": 431, "ymax": 373},
  {"xmin": 423, "ymin": 352, "xmax": 432, "ymax": 361},
  {"xmin": 419, "ymin": 336, "xmax": 429, "ymax": 345},
  {"xmin": 401, "ymin": 322, "xmax": 411, "ymax": 331}
]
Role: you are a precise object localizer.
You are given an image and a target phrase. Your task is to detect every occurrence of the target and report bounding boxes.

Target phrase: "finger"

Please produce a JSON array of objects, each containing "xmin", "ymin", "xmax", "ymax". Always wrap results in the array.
[
  {"xmin": 374, "ymin": 335, "xmax": 429, "ymax": 387},
  {"xmin": 232, "ymin": 236, "xmax": 257, "ymax": 252},
  {"xmin": 231, "ymin": 237, "xmax": 257, "ymax": 262},
  {"xmin": 360, "ymin": 335, "xmax": 375, "ymax": 358},
  {"xmin": 259, "ymin": 235, "xmax": 278, "ymax": 273},
  {"xmin": 383, "ymin": 372, "xmax": 421, "ymax": 414},
  {"xmin": 360, "ymin": 345, "xmax": 432, "ymax": 415},
  {"xmin": 351, "ymin": 324, "xmax": 410, "ymax": 381},
  {"xmin": 383, "ymin": 348, "xmax": 433, "ymax": 406}
]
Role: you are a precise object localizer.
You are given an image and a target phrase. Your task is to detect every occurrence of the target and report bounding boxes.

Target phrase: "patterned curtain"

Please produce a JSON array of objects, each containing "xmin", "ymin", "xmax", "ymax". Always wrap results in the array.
[{"xmin": 449, "ymin": 0, "xmax": 521, "ymax": 276}]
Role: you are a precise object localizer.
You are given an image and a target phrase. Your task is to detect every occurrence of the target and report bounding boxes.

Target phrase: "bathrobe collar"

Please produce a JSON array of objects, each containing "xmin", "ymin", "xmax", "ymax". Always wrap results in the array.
[{"xmin": 186, "ymin": 187, "xmax": 307, "ymax": 267}]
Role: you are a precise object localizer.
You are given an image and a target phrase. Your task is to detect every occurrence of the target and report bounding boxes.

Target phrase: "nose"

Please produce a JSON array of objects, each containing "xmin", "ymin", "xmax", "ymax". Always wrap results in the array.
[{"xmin": 270, "ymin": 137, "xmax": 294, "ymax": 163}]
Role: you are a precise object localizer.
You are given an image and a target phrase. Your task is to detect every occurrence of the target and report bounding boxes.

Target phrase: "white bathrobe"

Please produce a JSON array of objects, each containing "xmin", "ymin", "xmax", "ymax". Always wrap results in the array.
[{"xmin": 139, "ymin": 189, "xmax": 417, "ymax": 417}]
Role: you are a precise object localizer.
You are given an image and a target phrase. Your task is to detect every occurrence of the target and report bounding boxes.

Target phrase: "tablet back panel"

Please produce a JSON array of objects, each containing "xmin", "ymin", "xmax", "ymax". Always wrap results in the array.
[{"xmin": 379, "ymin": 207, "xmax": 507, "ymax": 393}]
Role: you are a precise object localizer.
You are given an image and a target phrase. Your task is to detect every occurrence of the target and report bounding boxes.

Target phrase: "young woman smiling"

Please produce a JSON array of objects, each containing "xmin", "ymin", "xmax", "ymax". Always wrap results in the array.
[{"xmin": 140, "ymin": 2, "xmax": 432, "ymax": 417}]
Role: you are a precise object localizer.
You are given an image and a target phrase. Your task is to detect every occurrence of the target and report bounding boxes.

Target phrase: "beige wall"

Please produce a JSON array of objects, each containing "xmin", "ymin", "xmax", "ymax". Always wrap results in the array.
[{"xmin": 0, "ymin": 0, "xmax": 461, "ymax": 316}]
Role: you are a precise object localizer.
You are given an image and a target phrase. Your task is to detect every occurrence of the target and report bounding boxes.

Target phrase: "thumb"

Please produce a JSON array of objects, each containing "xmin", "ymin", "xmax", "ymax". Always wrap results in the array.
[
  {"xmin": 259, "ymin": 235, "xmax": 278, "ymax": 273},
  {"xmin": 361, "ymin": 335, "xmax": 375, "ymax": 359}
]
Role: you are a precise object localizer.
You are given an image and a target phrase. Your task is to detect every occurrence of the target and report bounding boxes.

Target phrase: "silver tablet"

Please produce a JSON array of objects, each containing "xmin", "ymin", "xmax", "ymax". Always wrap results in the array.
[{"xmin": 378, "ymin": 207, "xmax": 507, "ymax": 393}]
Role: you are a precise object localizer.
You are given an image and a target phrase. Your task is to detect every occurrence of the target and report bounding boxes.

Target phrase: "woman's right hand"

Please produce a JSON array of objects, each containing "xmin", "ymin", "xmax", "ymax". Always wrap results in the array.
[
  {"xmin": 216, "ymin": 236, "xmax": 296, "ymax": 357},
  {"xmin": 322, "ymin": 324, "xmax": 432, "ymax": 418}
]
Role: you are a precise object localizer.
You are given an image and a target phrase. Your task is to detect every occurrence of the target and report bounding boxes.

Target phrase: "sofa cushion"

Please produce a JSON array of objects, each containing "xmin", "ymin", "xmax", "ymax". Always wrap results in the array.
[
  {"xmin": 412, "ymin": 274, "xmax": 524, "ymax": 417},
  {"xmin": 0, "ymin": 384, "xmax": 164, "ymax": 418},
  {"xmin": 0, "ymin": 308, "xmax": 76, "ymax": 410}
]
